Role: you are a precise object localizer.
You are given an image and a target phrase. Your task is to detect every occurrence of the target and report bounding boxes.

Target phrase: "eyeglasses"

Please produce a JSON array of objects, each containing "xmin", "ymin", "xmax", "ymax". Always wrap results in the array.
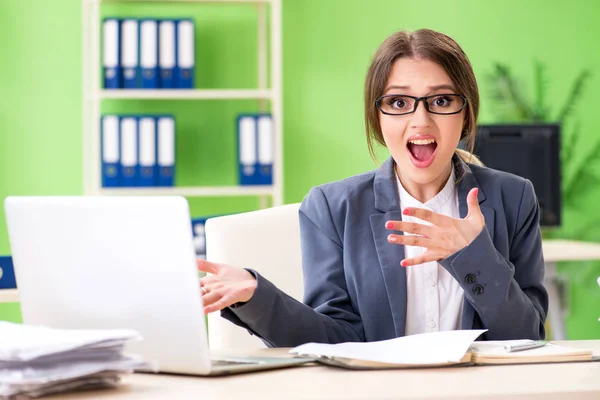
[{"xmin": 375, "ymin": 94, "xmax": 467, "ymax": 116}]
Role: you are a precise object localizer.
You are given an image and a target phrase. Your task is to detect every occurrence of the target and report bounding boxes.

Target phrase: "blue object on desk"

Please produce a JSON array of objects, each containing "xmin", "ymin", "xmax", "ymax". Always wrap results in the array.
[{"xmin": 0, "ymin": 256, "xmax": 17, "ymax": 289}]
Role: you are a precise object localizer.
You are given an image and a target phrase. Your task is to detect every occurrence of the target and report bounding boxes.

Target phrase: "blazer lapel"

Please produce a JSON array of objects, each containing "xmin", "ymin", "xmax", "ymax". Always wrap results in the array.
[
  {"xmin": 370, "ymin": 156, "xmax": 497, "ymax": 334},
  {"xmin": 371, "ymin": 158, "xmax": 407, "ymax": 337},
  {"xmin": 455, "ymin": 157, "xmax": 495, "ymax": 329}
]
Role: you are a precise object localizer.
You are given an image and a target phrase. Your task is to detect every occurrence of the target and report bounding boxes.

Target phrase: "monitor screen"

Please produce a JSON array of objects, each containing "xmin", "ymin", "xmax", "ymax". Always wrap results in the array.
[{"xmin": 469, "ymin": 124, "xmax": 561, "ymax": 227}]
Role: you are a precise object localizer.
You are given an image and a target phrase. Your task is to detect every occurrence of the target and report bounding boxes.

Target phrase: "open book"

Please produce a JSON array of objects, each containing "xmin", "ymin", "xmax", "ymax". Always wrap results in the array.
[{"xmin": 289, "ymin": 330, "xmax": 596, "ymax": 370}]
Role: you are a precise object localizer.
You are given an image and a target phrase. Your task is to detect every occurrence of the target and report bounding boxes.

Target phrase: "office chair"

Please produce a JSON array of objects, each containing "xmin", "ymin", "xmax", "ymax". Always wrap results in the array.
[{"xmin": 204, "ymin": 203, "xmax": 304, "ymax": 350}]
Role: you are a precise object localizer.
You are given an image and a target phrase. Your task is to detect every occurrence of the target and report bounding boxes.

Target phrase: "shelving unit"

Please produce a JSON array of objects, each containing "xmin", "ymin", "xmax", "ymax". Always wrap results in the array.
[
  {"xmin": 0, "ymin": 289, "xmax": 19, "ymax": 304},
  {"xmin": 82, "ymin": 0, "xmax": 283, "ymax": 208}
]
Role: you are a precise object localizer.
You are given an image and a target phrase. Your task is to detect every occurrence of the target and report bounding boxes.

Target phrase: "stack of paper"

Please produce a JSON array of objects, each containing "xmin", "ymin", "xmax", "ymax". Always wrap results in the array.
[{"xmin": 0, "ymin": 322, "xmax": 151, "ymax": 399}]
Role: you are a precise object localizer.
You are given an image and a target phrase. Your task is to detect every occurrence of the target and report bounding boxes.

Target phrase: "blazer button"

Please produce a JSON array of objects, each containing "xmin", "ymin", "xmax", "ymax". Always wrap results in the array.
[
  {"xmin": 472, "ymin": 285, "xmax": 484, "ymax": 295},
  {"xmin": 464, "ymin": 274, "xmax": 476, "ymax": 284}
]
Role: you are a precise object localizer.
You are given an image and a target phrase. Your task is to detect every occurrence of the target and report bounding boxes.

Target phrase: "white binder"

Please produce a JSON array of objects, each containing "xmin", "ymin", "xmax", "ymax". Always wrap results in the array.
[
  {"xmin": 120, "ymin": 117, "xmax": 138, "ymax": 186},
  {"xmin": 121, "ymin": 19, "xmax": 139, "ymax": 88},
  {"xmin": 176, "ymin": 19, "xmax": 195, "ymax": 88},
  {"xmin": 101, "ymin": 115, "xmax": 120, "ymax": 187},
  {"xmin": 102, "ymin": 19, "xmax": 120, "ymax": 89},
  {"xmin": 257, "ymin": 115, "xmax": 273, "ymax": 185},
  {"xmin": 139, "ymin": 20, "xmax": 158, "ymax": 89},
  {"xmin": 138, "ymin": 117, "xmax": 157, "ymax": 186},
  {"xmin": 157, "ymin": 116, "xmax": 175, "ymax": 186},
  {"xmin": 238, "ymin": 116, "xmax": 257, "ymax": 185},
  {"xmin": 158, "ymin": 20, "xmax": 176, "ymax": 88}
]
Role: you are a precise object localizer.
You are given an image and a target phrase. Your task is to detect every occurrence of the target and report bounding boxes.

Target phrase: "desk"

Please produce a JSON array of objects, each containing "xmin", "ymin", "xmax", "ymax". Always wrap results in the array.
[
  {"xmin": 542, "ymin": 240, "xmax": 600, "ymax": 340},
  {"xmin": 42, "ymin": 341, "xmax": 600, "ymax": 400}
]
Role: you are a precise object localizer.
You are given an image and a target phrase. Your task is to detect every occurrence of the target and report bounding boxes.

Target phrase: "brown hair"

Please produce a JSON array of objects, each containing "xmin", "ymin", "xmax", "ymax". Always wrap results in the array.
[{"xmin": 364, "ymin": 29, "xmax": 483, "ymax": 167}]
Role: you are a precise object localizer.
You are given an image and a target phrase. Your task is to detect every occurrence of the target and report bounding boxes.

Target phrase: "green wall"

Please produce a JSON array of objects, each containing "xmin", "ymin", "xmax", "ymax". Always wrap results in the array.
[{"xmin": 1, "ymin": 0, "xmax": 599, "ymax": 339}]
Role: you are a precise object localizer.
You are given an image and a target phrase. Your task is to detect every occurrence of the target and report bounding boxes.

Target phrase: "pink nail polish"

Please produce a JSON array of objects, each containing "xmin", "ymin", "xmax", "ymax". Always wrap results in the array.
[
  {"xmin": 388, "ymin": 235, "xmax": 396, "ymax": 242},
  {"xmin": 401, "ymin": 260, "xmax": 407, "ymax": 267},
  {"xmin": 385, "ymin": 221, "xmax": 394, "ymax": 229},
  {"xmin": 402, "ymin": 209, "xmax": 410, "ymax": 215}
]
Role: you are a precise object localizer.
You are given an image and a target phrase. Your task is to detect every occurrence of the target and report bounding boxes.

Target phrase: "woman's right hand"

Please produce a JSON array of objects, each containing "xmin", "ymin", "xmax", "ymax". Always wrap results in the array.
[{"xmin": 197, "ymin": 259, "xmax": 258, "ymax": 314}]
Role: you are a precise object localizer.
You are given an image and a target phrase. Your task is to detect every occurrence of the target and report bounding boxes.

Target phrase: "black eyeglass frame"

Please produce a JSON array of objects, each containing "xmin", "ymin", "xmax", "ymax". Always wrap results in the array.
[{"xmin": 375, "ymin": 93, "xmax": 468, "ymax": 116}]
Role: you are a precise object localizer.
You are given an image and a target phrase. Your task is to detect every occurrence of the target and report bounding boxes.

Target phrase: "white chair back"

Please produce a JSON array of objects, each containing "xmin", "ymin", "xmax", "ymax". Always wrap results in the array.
[{"xmin": 204, "ymin": 203, "xmax": 304, "ymax": 349}]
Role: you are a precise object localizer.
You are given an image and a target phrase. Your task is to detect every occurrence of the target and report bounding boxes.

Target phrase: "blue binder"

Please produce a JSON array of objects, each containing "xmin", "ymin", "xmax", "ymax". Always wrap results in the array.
[
  {"xmin": 257, "ymin": 114, "xmax": 273, "ymax": 185},
  {"xmin": 237, "ymin": 115, "xmax": 259, "ymax": 185},
  {"xmin": 121, "ymin": 19, "xmax": 140, "ymax": 89},
  {"xmin": 158, "ymin": 20, "xmax": 177, "ymax": 89},
  {"xmin": 120, "ymin": 116, "xmax": 139, "ymax": 187},
  {"xmin": 0, "ymin": 256, "xmax": 17, "ymax": 289},
  {"xmin": 139, "ymin": 19, "xmax": 159, "ymax": 89},
  {"xmin": 138, "ymin": 116, "xmax": 158, "ymax": 187},
  {"xmin": 176, "ymin": 19, "xmax": 195, "ymax": 89},
  {"xmin": 101, "ymin": 115, "xmax": 121, "ymax": 187},
  {"xmin": 102, "ymin": 18, "xmax": 121, "ymax": 89},
  {"xmin": 191, "ymin": 217, "xmax": 208, "ymax": 258},
  {"xmin": 157, "ymin": 115, "xmax": 175, "ymax": 186}
]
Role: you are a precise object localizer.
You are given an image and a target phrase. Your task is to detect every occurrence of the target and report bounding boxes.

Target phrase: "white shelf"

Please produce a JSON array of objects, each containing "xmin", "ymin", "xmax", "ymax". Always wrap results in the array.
[
  {"xmin": 98, "ymin": 0, "xmax": 275, "ymax": 3},
  {"xmin": 98, "ymin": 89, "xmax": 273, "ymax": 100},
  {"xmin": 96, "ymin": 186, "xmax": 275, "ymax": 197},
  {"xmin": 0, "ymin": 289, "xmax": 19, "ymax": 304}
]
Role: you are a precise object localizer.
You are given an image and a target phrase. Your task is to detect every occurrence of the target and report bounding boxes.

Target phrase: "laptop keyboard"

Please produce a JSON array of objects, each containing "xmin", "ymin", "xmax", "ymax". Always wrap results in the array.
[{"xmin": 211, "ymin": 359, "xmax": 261, "ymax": 366}]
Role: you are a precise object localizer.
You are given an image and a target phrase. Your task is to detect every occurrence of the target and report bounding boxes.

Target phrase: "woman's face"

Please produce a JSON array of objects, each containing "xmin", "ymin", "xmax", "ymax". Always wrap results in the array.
[{"xmin": 379, "ymin": 57, "xmax": 465, "ymax": 186}]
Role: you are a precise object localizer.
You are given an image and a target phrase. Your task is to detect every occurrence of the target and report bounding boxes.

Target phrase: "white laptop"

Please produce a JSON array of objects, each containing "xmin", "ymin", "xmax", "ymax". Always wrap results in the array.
[{"xmin": 4, "ymin": 196, "xmax": 313, "ymax": 376}]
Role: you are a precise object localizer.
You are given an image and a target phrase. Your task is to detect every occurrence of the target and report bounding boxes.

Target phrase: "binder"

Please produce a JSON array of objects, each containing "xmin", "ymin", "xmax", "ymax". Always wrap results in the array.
[
  {"xmin": 0, "ymin": 256, "xmax": 17, "ymax": 289},
  {"xmin": 157, "ymin": 116, "xmax": 175, "ymax": 186},
  {"xmin": 102, "ymin": 18, "xmax": 121, "ymax": 89},
  {"xmin": 138, "ymin": 116, "xmax": 158, "ymax": 187},
  {"xmin": 139, "ymin": 19, "xmax": 159, "ymax": 89},
  {"xmin": 237, "ymin": 115, "xmax": 259, "ymax": 185},
  {"xmin": 158, "ymin": 20, "xmax": 177, "ymax": 89},
  {"xmin": 120, "ymin": 117, "xmax": 139, "ymax": 187},
  {"xmin": 176, "ymin": 19, "xmax": 195, "ymax": 89},
  {"xmin": 101, "ymin": 115, "xmax": 120, "ymax": 187},
  {"xmin": 257, "ymin": 114, "xmax": 273, "ymax": 185},
  {"xmin": 191, "ymin": 217, "xmax": 207, "ymax": 259},
  {"xmin": 121, "ymin": 19, "xmax": 139, "ymax": 89}
]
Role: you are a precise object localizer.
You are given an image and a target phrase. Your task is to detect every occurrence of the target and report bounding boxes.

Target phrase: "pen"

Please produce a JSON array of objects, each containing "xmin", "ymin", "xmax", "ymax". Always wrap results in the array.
[{"xmin": 504, "ymin": 341, "xmax": 547, "ymax": 353}]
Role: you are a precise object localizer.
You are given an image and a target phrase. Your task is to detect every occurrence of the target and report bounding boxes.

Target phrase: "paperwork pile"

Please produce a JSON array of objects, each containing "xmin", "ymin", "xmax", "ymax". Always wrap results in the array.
[{"xmin": 0, "ymin": 321, "xmax": 150, "ymax": 399}]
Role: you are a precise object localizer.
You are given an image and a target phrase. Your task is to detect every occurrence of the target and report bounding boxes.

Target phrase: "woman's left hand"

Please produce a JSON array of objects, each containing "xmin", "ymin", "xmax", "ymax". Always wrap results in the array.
[{"xmin": 386, "ymin": 188, "xmax": 485, "ymax": 267}]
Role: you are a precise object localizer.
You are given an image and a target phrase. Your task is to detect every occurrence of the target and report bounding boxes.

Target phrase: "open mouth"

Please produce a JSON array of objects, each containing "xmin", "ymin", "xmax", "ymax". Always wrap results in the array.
[{"xmin": 407, "ymin": 138, "xmax": 438, "ymax": 168}]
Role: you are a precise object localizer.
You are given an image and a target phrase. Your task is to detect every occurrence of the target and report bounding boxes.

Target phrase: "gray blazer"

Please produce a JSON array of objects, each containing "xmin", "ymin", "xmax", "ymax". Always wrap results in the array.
[{"xmin": 222, "ymin": 156, "xmax": 549, "ymax": 347}]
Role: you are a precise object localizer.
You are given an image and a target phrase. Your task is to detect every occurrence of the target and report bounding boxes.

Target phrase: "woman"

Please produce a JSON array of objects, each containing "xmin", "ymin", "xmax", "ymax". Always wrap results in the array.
[{"xmin": 198, "ymin": 29, "xmax": 548, "ymax": 347}]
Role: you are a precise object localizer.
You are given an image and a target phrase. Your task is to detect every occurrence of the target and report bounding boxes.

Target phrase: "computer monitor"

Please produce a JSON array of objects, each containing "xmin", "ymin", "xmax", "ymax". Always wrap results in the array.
[{"xmin": 470, "ymin": 124, "xmax": 561, "ymax": 227}]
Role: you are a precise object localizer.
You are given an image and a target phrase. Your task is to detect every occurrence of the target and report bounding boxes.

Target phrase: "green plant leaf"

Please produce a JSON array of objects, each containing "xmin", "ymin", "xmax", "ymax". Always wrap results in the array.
[
  {"xmin": 532, "ymin": 60, "xmax": 550, "ymax": 122},
  {"xmin": 485, "ymin": 63, "xmax": 535, "ymax": 122},
  {"xmin": 555, "ymin": 70, "xmax": 592, "ymax": 123},
  {"xmin": 561, "ymin": 124, "xmax": 600, "ymax": 198}
]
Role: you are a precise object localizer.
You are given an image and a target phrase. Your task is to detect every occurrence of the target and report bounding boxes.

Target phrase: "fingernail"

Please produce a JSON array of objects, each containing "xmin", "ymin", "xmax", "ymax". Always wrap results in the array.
[
  {"xmin": 385, "ymin": 221, "xmax": 394, "ymax": 229},
  {"xmin": 402, "ymin": 209, "xmax": 410, "ymax": 215},
  {"xmin": 401, "ymin": 260, "xmax": 407, "ymax": 267},
  {"xmin": 474, "ymin": 188, "xmax": 479, "ymax": 197},
  {"xmin": 388, "ymin": 234, "xmax": 396, "ymax": 242}
]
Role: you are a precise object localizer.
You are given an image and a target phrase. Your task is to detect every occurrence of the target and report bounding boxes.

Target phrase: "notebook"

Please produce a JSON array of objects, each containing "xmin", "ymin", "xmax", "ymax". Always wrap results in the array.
[{"xmin": 289, "ymin": 330, "xmax": 596, "ymax": 370}]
